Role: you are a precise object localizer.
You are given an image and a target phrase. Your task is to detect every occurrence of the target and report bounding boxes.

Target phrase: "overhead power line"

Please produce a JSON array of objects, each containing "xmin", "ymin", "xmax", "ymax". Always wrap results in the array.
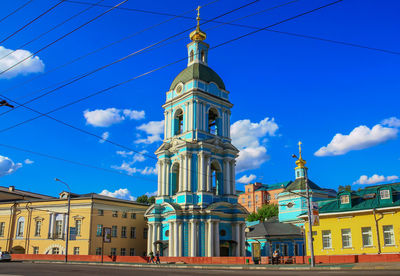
[
  {"xmin": 0, "ymin": 0, "xmax": 67, "ymax": 45},
  {"xmin": 0, "ymin": 0, "xmax": 129, "ymax": 77},
  {"xmin": 0, "ymin": 0, "xmax": 223, "ymax": 103},
  {"xmin": 0, "ymin": 0, "xmax": 107, "ymax": 62},
  {"xmin": 0, "ymin": 0, "xmax": 34, "ymax": 24},
  {"xmin": 0, "ymin": 0, "xmax": 344, "ymax": 160},
  {"xmin": 0, "ymin": 143, "xmax": 157, "ymax": 183},
  {"xmin": 0, "ymin": 0, "xmax": 260, "ymax": 117},
  {"xmin": 66, "ymin": 0, "xmax": 400, "ymax": 56}
]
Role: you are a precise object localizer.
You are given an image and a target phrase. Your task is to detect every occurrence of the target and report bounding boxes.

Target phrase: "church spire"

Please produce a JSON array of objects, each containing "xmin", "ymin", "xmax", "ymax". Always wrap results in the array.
[
  {"xmin": 189, "ymin": 6, "xmax": 207, "ymax": 42},
  {"xmin": 295, "ymin": 141, "xmax": 307, "ymax": 179}
]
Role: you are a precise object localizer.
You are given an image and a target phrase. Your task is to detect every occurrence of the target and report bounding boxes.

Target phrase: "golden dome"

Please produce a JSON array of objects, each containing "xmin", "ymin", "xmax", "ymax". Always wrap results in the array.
[{"xmin": 189, "ymin": 6, "xmax": 207, "ymax": 42}]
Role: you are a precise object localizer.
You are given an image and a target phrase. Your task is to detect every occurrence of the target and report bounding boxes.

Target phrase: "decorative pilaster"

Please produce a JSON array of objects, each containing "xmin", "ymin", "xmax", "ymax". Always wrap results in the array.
[
  {"xmin": 168, "ymin": 222, "xmax": 174, "ymax": 256},
  {"xmin": 214, "ymin": 221, "xmax": 220, "ymax": 256},
  {"xmin": 148, "ymin": 224, "xmax": 153, "ymax": 253},
  {"xmin": 187, "ymin": 153, "xmax": 192, "ymax": 192},
  {"xmin": 234, "ymin": 223, "xmax": 240, "ymax": 256},
  {"xmin": 207, "ymin": 221, "xmax": 214, "ymax": 257},
  {"xmin": 206, "ymin": 154, "xmax": 211, "ymax": 192},
  {"xmin": 240, "ymin": 223, "xmax": 246, "ymax": 256},
  {"xmin": 157, "ymin": 161, "xmax": 162, "ymax": 196},
  {"xmin": 174, "ymin": 222, "xmax": 179, "ymax": 256},
  {"xmin": 165, "ymin": 159, "xmax": 171, "ymax": 196},
  {"xmin": 230, "ymin": 160, "xmax": 236, "ymax": 194},
  {"xmin": 179, "ymin": 156, "xmax": 184, "ymax": 192},
  {"xmin": 190, "ymin": 221, "xmax": 197, "ymax": 256}
]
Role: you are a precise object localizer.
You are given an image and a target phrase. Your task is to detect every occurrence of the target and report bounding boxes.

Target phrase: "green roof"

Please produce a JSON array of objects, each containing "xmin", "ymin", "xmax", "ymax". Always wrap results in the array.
[
  {"xmin": 256, "ymin": 181, "xmax": 292, "ymax": 191},
  {"xmin": 286, "ymin": 178, "xmax": 322, "ymax": 192},
  {"xmin": 317, "ymin": 182, "xmax": 400, "ymax": 214},
  {"xmin": 170, "ymin": 63, "xmax": 225, "ymax": 90}
]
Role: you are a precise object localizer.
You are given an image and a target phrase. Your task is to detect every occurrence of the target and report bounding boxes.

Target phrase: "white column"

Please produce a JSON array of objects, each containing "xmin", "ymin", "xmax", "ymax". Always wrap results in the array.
[
  {"xmin": 223, "ymin": 159, "xmax": 229, "ymax": 195},
  {"xmin": 178, "ymin": 222, "xmax": 182, "ymax": 256},
  {"xmin": 235, "ymin": 223, "xmax": 240, "ymax": 256},
  {"xmin": 174, "ymin": 222, "xmax": 179, "ymax": 256},
  {"xmin": 241, "ymin": 223, "xmax": 246, "ymax": 256},
  {"xmin": 179, "ymin": 156, "xmax": 183, "ymax": 192},
  {"xmin": 189, "ymin": 101, "xmax": 193, "ymax": 131},
  {"xmin": 214, "ymin": 221, "xmax": 220, "ymax": 256},
  {"xmin": 157, "ymin": 161, "xmax": 162, "ymax": 196},
  {"xmin": 208, "ymin": 221, "xmax": 214, "ymax": 257},
  {"xmin": 187, "ymin": 153, "xmax": 192, "ymax": 192},
  {"xmin": 165, "ymin": 159, "xmax": 170, "ymax": 196},
  {"xmin": 206, "ymin": 156, "xmax": 211, "ymax": 192},
  {"xmin": 203, "ymin": 103, "xmax": 207, "ymax": 131},
  {"xmin": 164, "ymin": 112, "xmax": 167, "ymax": 139},
  {"xmin": 183, "ymin": 154, "xmax": 188, "ymax": 191},
  {"xmin": 227, "ymin": 111, "xmax": 231, "ymax": 138},
  {"xmin": 230, "ymin": 160, "xmax": 236, "ymax": 195},
  {"xmin": 153, "ymin": 223, "xmax": 158, "ymax": 253},
  {"xmin": 169, "ymin": 222, "xmax": 174, "ymax": 257},
  {"xmin": 198, "ymin": 153, "xmax": 203, "ymax": 192},
  {"xmin": 148, "ymin": 224, "xmax": 153, "ymax": 253},
  {"xmin": 204, "ymin": 220, "xmax": 209, "ymax": 256},
  {"xmin": 190, "ymin": 221, "xmax": 196, "ymax": 256}
]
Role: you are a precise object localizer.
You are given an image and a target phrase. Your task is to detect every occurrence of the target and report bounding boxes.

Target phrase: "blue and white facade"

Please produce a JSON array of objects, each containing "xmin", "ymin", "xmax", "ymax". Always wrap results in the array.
[{"xmin": 144, "ymin": 22, "xmax": 248, "ymax": 257}]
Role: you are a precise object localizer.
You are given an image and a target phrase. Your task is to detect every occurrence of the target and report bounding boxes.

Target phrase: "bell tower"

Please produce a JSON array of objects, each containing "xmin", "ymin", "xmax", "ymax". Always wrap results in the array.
[{"xmin": 145, "ymin": 7, "xmax": 247, "ymax": 257}]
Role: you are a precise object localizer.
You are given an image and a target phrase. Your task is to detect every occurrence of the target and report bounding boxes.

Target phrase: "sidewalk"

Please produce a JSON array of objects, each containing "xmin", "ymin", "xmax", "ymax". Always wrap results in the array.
[{"xmin": 22, "ymin": 260, "xmax": 400, "ymax": 270}]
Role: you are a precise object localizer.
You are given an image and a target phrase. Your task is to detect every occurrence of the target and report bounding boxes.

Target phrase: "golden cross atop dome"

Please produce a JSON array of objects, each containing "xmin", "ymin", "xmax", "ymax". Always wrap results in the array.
[
  {"xmin": 189, "ymin": 5, "xmax": 207, "ymax": 41},
  {"xmin": 295, "ymin": 141, "xmax": 307, "ymax": 169},
  {"xmin": 298, "ymin": 141, "xmax": 302, "ymax": 158}
]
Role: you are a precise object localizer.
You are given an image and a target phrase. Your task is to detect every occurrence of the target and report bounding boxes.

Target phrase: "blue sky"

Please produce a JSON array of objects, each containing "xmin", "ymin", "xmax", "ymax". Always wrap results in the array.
[{"xmin": 0, "ymin": 0, "xmax": 399, "ymax": 199}]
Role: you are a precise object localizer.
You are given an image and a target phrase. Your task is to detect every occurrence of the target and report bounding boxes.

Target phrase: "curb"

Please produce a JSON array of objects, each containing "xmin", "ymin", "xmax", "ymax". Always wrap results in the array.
[{"xmin": 18, "ymin": 260, "xmax": 400, "ymax": 271}]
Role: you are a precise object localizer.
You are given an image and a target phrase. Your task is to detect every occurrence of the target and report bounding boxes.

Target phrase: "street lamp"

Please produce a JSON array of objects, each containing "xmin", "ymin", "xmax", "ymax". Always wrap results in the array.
[
  {"xmin": 55, "ymin": 178, "xmax": 71, "ymax": 263},
  {"xmin": 288, "ymin": 152, "xmax": 315, "ymax": 268}
]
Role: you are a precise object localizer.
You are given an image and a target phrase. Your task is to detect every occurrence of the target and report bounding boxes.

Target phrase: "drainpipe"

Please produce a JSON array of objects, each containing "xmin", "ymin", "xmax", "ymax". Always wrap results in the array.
[
  {"xmin": 6, "ymin": 202, "xmax": 18, "ymax": 252},
  {"xmin": 372, "ymin": 208, "xmax": 382, "ymax": 254}
]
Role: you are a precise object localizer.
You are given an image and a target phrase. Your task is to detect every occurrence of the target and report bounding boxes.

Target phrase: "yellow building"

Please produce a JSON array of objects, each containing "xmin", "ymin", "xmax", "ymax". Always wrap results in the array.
[
  {"xmin": 0, "ymin": 186, "xmax": 149, "ymax": 256},
  {"xmin": 301, "ymin": 182, "xmax": 400, "ymax": 256}
]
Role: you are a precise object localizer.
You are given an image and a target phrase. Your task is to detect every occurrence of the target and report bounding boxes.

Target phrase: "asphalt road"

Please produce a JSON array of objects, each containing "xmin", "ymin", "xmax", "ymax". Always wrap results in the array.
[{"xmin": 0, "ymin": 262, "xmax": 399, "ymax": 276}]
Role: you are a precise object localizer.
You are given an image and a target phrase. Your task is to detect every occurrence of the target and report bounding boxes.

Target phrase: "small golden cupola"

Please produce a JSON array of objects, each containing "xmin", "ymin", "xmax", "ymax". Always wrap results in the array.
[{"xmin": 189, "ymin": 6, "xmax": 207, "ymax": 42}]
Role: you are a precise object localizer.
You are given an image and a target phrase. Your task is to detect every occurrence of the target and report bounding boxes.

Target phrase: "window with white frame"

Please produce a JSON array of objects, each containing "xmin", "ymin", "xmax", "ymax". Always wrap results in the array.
[
  {"xmin": 121, "ymin": 226, "xmax": 127, "ymax": 238},
  {"xmin": 75, "ymin": 220, "xmax": 82, "ymax": 236},
  {"xmin": 52, "ymin": 247, "xmax": 60, "ymax": 255},
  {"xmin": 341, "ymin": 229, "xmax": 352, "ymax": 248},
  {"xmin": 55, "ymin": 220, "xmax": 63, "ymax": 238},
  {"xmin": 96, "ymin": 224, "xmax": 103, "ymax": 236},
  {"xmin": 255, "ymin": 195, "xmax": 259, "ymax": 203},
  {"xmin": 383, "ymin": 225, "xmax": 395, "ymax": 246},
  {"xmin": 35, "ymin": 220, "xmax": 41, "ymax": 236},
  {"xmin": 16, "ymin": 217, "xmax": 25, "ymax": 237},
  {"xmin": 73, "ymin": 247, "xmax": 80, "ymax": 255},
  {"xmin": 111, "ymin": 225, "xmax": 117, "ymax": 237},
  {"xmin": 95, "ymin": 247, "xmax": 102, "ymax": 255},
  {"xmin": 340, "ymin": 195, "xmax": 349, "ymax": 204},
  {"xmin": 98, "ymin": 209, "xmax": 104, "ymax": 216},
  {"xmin": 112, "ymin": 211, "xmax": 118, "ymax": 217},
  {"xmin": 380, "ymin": 190, "xmax": 390, "ymax": 200},
  {"xmin": 130, "ymin": 248, "xmax": 135, "ymax": 256},
  {"xmin": 130, "ymin": 227, "xmax": 136, "ymax": 239},
  {"xmin": 33, "ymin": 247, "xmax": 39, "ymax": 254},
  {"xmin": 0, "ymin": 222, "xmax": 5, "ymax": 237},
  {"xmin": 248, "ymin": 201, "xmax": 251, "ymax": 208},
  {"xmin": 120, "ymin": 248, "xmax": 126, "ymax": 256},
  {"xmin": 361, "ymin": 227, "xmax": 373, "ymax": 247},
  {"xmin": 322, "ymin": 230, "xmax": 332, "ymax": 249}
]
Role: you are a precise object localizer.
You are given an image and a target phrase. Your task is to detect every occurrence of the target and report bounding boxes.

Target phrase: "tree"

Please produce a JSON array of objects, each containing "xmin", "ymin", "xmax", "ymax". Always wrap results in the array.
[
  {"xmin": 136, "ymin": 195, "xmax": 149, "ymax": 204},
  {"xmin": 338, "ymin": 185, "xmax": 352, "ymax": 192},
  {"xmin": 257, "ymin": 204, "xmax": 279, "ymax": 221},
  {"xmin": 148, "ymin": 196, "xmax": 155, "ymax": 204},
  {"xmin": 246, "ymin": 204, "xmax": 279, "ymax": 222}
]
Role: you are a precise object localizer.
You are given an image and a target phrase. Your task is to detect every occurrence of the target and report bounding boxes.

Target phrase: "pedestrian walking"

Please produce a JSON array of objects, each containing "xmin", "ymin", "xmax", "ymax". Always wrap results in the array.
[
  {"xmin": 148, "ymin": 251, "xmax": 155, "ymax": 264},
  {"xmin": 155, "ymin": 250, "xmax": 160, "ymax": 264}
]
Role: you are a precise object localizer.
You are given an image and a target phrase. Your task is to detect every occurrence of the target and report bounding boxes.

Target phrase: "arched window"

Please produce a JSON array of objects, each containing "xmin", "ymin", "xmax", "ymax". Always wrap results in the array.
[
  {"xmin": 190, "ymin": 50, "xmax": 194, "ymax": 62},
  {"xmin": 171, "ymin": 162, "xmax": 180, "ymax": 195},
  {"xmin": 201, "ymin": 50, "xmax": 205, "ymax": 62},
  {"xmin": 16, "ymin": 217, "xmax": 25, "ymax": 237},
  {"xmin": 211, "ymin": 160, "xmax": 222, "ymax": 195},
  {"xmin": 208, "ymin": 109, "xmax": 218, "ymax": 135},
  {"xmin": 174, "ymin": 109, "xmax": 184, "ymax": 135}
]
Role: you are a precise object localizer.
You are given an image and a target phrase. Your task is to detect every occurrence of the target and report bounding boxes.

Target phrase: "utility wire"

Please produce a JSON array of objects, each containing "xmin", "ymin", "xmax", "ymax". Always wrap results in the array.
[
  {"xmin": 66, "ymin": 0, "xmax": 400, "ymax": 56},
  {"xmin": 0, "ymin": 0, "xmax": 259, "ymax": 117},
  {"xmin": 0, "ymin": 0, "xmax": 129, "ymax": 77},
  {"xmin": 0, "ymin": 0, "xmax": 107, "ymax": 62},
  {"xmin": 0, "ymin": 0, "xmax": 222, "ymax": 103},
  {"xmin": 0, "ymin": 0, "xmax": 67, "ymax": 45},
  {"xmin": 0, "ymin": 0, "xmax": 344, "ymax": 162},
  {"xmin": 0, "ymin": 0, "xmax": 34, "ymax": 24},
  {"xmin": 0, "ymin": 143, "xmax": 157, "ymax": 183}
]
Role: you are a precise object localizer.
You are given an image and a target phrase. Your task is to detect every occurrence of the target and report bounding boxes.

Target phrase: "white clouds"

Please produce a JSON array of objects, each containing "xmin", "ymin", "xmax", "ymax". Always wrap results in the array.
[
  {"xmin": 382, "ymin": 117, "xmax": 400, "ymax": 128},
  {"xmin": 84, "ymin": 108, "xmax": 145, "ymax": 127},
  {"xmin": 145, "ymin": 190, "xmax": 157, "ymax": 197},
  {"xmin": 231, "ymin": 117, "xmax": 278, "ymax": 173},
  {"xmin": 135, "ymin": 120, "xmax": 164, "ymax": 144},
  {"xmin": 0, "ymin": 46, "xmax": 44, "ymax": 79},
  {"xmin": 0, "ymin": 155, "xmax": 22, "ymax": 177},
  {"xmin": 237, "ymin": 174, "xmax": 256, "ymax": 184},
  {"xmin": 315, "ymin": 123, "xmax": 398, "ymax": 157},
  {"xmin": 99, "ymin": 188, "xmax": 136, "ymax": 201},
  {"xmin": 116, "ymin": 150, "xmax": 147, "ymax": 163},
  {"xmin": 353, "ymin": 174, "xmax": 399, "ymax": 185},
  {"xmin": 24, "ymin": 158, "xmax": 34, "ymax": 164},
  {"xmin": 99, "ymin": 131, "xmax": 109, "ymax": 143},
  {"xmin": 112, "ymin": 161, "xmax": 157, "ymax": 176}
]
